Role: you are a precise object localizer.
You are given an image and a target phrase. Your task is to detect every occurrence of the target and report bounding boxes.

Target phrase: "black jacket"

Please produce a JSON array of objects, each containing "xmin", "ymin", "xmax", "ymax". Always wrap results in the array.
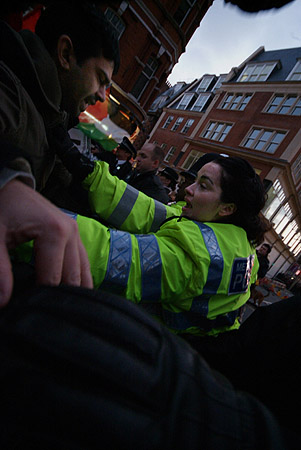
[
  {"xmin": 257, "ymin": 254, "xmax": 270, "ymax": 279},
  {"xmin": 128, "ymin": 170, "xmax": 169, "ymax": 204},
  {"xmin": 111, "ymin": 160, "xmax": 133, "ymax": 181}
]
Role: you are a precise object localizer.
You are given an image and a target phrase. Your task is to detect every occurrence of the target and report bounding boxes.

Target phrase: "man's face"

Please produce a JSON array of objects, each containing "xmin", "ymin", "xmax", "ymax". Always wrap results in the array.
[
  {"xmin": 135, "ymin": 144, "xmax": 157, "ymax": 174},
  {"xmin": 257, "ymin": 245, "xmax": 269, "ymax": 256},
  {"xmin": 61, "ymin": 54, "xmax": 114, "ymax": 119}
]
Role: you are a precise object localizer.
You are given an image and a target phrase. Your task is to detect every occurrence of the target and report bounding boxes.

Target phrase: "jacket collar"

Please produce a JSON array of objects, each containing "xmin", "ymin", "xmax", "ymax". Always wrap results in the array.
[{"xmin": 0, "ymin": 20, "xmax": 66, "ymax": 128}]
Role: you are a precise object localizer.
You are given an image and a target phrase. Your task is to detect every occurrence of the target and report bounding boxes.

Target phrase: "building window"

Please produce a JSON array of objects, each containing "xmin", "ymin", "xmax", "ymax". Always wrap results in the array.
[
  {"xmin": 266, "ymin": 94, "xmax": 301, "ymax": 116},
  {"xmin": 171, "ymin": 117, "xmax": 184, "ymax": 131},
  {"xmin": 191, "ymin": 93, "xmax": 211, "ymax": 112},
  {"xmin": 202, "ymin": 121, "xmax": 233, "ymax": 142},
  {"xmin": 181, "ymin": 150, "xmax": 202, "ymax": 170},
  {"xmin": 150, "ymin": 95, "xmax": 167, "ymax": 111},
  {"xmin": 104, "ymin": 8, "xmax": 125, "ymax": 39},
  {"xmin": 243, "ymin": 128, "xmax": 286, "ymax": 154},
  {"xmin": 177, "ymin": 93, "xmax": 194, "ymax": 110},
  {"xmin": 196, "ymin": 75, "xmax": 215, "ymax": 93},
  {"xmin": 286, "ymin": 59, "xmax": 301, "ymax": 81},
  {"xmin": 292, "ymin": 154, "xmax": 301, "ymax": 185},
  {"xmin": 181, "ymin": 119, "xmax": 194, "ymax": 134},
  {"xmin": 263, "ymin": 180, "xmax": 299, "ymax": 255},
  {"xmin": 220, "ymin": 93, "xmax": 252, "ymax": 111},
  {"xmin": 164, "ymin": 146, "xmax": 177, "ymax": 162},
  {"xmin": 212, "ymin": 74, "xmax": 227, "ymax": 92},
  {"xmin": 161, "ymin": 143, "xmax": 167, "ymax": 150},
  {"xmin": 131, "ymin": 56, "xmax": 158, "ymax": 100},
  {"xmin": 162, "ymin": 115, "xmax": 174, "ymax": 129},
  {"xmin": 238, "ymin": 62, "xmax": 277, "ymax": 82},
  {"xmin": 174, "ymin": 0, "xmax": 196, "ymax": 26}
]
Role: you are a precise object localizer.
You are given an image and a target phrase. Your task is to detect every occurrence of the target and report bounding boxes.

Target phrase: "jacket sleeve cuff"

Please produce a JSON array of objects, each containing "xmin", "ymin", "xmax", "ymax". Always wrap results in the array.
[{"xmin": 0, "ymin": 167, "xmax": 36, "ymax": 190}]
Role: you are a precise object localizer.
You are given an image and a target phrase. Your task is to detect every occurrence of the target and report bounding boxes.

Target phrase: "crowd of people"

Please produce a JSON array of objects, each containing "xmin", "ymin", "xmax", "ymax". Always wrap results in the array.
[{"xmin": 0, "ymin": 1, "xmax": 300, "ymax": 448}]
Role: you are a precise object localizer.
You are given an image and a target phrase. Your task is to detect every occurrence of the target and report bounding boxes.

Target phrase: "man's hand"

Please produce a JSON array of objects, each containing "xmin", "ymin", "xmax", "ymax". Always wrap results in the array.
[{"xmin": 0, "ymin": 179, "xmax": 93, "ymax": 306}]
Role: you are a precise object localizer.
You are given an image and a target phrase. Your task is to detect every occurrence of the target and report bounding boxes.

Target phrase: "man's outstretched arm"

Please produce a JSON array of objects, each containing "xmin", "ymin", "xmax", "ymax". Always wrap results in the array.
[{"xmin": 0, "ymin": 179, "xmax": 93, "ymax": 306}]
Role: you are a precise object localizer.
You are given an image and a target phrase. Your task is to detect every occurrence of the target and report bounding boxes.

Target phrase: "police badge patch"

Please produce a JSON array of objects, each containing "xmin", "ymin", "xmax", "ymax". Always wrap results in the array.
[{"xmin": 228, "ymin": 254, "xmax": 255, "ymax": 294}]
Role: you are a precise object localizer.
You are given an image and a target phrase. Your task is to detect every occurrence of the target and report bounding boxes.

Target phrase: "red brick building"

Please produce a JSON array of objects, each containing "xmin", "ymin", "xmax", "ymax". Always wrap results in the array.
[
  {"xmin": 150, "ymin": 46, "xmax": 301, "ymax": 274},
  {"xmin": 101, "ymin": 0, "xmax": 213, "ymax": 138}
]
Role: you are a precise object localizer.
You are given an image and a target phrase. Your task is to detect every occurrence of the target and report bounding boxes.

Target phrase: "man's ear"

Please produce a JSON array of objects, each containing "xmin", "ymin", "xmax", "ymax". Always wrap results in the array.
[
  {"xmin": 152, "ymin": 159, "xmax": 160, "ymax": 170},
  {"xmin": 219, "ymin": 203, "xmax": 237, "ymax": 217},
  {"xmin": 57, "ymin": 35, "xmax": 75, "ymax": 70}
]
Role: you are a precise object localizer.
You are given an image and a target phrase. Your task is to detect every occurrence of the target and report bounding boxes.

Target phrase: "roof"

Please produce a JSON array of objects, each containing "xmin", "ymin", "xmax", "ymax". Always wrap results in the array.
[{"xmin": 231, "ymin": 47, "xmax": 301, "ymax": 82}]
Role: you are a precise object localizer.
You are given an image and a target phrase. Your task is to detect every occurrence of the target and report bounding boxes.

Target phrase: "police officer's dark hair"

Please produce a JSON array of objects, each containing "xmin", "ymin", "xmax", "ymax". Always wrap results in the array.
[
  {"xmin": 35, "ymin": 2, "xmax": 120, "ymax": 74},
  {"xmin": 214, "ymin": 156, "xmax": 271, "ymax": 246}
]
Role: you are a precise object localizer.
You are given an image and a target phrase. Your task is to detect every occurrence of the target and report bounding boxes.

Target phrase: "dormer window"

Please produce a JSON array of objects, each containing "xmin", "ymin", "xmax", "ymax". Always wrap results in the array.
[
  {"xmin": 238, "ymin": 62, "xmax": 277, "ymax": 82},
  {"xmin": 286, "ymin": 59, "xmax": 301, "ymax": 81},
  {"xmin": 191, "ymin": 93, "xmax": 211, "ymax": 112},
  {"xmin": 196, "ymin": 75, "xmax": 215, "ymax": 93},
  {"xmin": 177, "ymin": 93, "xmax": 194, "ymax": 110}
]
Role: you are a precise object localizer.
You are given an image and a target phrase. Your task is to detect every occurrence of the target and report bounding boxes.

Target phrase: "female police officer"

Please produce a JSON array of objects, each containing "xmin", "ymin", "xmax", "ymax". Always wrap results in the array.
[{"xmin": 17, "ymin": 155, "xmax": 269, "ymax": 336}]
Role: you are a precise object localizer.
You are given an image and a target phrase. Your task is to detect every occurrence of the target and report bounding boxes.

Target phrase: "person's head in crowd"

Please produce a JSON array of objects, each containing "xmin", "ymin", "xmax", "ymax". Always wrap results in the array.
[
  {"xmin": 158, "ymin": 167, "xmax": 178, "ymax": 190},
  {"xmin": 183, "ymin": 156, "xmax": 271, "ymax": 246},
  {"xmin": 176, "ymin": 169, "xmax": 197, "ymax": 202},
  {"xmin": 35, "ymin": 2, "xmax": 120, "ymax": 120},
  {"xmin": 115, "ymin": 137, "xmax": 137, "ymax": 161},
  {"xmin": 257, "ymin": 243, "xmax": 272, "ymax": 257},
  {"xmin": 135, "ymin": 143, "xmax": 165, "ymax": 174}
]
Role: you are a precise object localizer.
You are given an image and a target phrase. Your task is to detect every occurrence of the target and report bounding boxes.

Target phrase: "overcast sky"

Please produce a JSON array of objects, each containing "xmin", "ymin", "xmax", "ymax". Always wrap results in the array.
[{"xmin": 167, "ymin": 0, "xmax": 301, "ymax": 85}]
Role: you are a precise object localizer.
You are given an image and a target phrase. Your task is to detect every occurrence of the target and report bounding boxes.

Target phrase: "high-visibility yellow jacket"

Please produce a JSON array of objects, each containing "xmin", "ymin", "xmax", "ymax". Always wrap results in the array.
[
  {"xmin": 15, "ymin": 161, "xmax": 259, "ymax": 336},
  {"xmin": 82, "ymin": 161, "xmax": 181, "ymax": 234}
]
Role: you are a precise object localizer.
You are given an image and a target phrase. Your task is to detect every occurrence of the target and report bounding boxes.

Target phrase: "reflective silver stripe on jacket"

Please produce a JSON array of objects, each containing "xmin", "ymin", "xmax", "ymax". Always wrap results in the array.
[
  {"xmin": 136, "ymin": 234, "xmax": 162, "ymax": 301},
  {"xmin": 190, "ymin": 221, "xmax": 224, "ymax": 316},
  {"xmin": 141, "ymin": 221, "xmax": 227, "ymax": 332},
  {"xmin": 107, "ymin": 184, "xmax": 139, "ymax": 228},
  {"xmin": 107, "ymin": 184, "xmax": 167, "ymax": 231},
  {"xmin": 103, "ymin": 229, "xmax": 132, "ymax": 288},
  {"xmin": 149, "ymin": 199, "xmax": 167, "ymax": 232}
]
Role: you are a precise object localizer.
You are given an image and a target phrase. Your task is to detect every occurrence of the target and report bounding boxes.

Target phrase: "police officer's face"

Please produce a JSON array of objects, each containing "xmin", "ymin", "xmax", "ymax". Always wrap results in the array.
[
  {"xmin": 183, "ymin": 163, "xmax": 227, "ymax": 222},
  {"xmin": 61, "ymin": 50, "xmax": 114, "ymax": 119},
  {"xmin": 116, "ymin": 147, "xmax": 131, "ymax": 161}
]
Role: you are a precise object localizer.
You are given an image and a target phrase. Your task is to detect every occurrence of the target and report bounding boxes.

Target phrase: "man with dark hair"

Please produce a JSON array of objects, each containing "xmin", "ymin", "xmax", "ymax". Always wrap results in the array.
[
  {"xmin": 128, "ymin": 142, "xmax": 169, "ymax": 203},
  {"xmin": 257, "ymin": 243, "xmax": 272, "ymax": 279},
  {"xmin": 0, "ymin": 2, "xmax": 120, "ymax": 299},
  {"xmin": 35, "ymin": 2, "xmax": 119, "ymax": 125}
]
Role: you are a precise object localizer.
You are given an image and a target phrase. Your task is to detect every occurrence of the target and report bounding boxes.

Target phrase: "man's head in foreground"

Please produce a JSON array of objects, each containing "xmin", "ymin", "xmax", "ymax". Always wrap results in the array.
[{"xmin": 35, "ymin": 2, "xmax": 120, "ymax": 120}]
